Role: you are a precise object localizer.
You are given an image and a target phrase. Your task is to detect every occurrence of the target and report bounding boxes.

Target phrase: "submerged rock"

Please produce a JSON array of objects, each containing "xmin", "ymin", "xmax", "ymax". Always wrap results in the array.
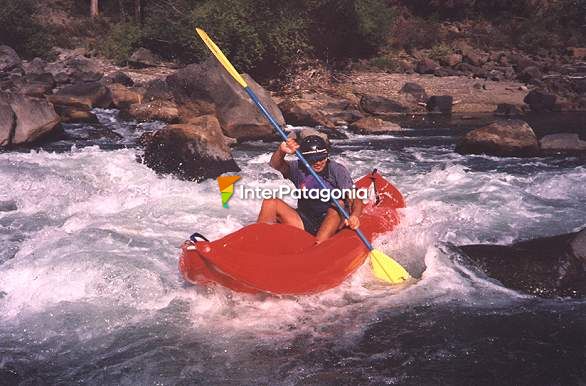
[
  {"xmin": 460, "ymin": 229, "xmax": 586, "ymax": 298},
  {"xmin": 140, "ymin": 114, "xmax": 240, "ymax": 181},
  {"xmin": 540, "ymin": 134, "xmax": 586, "ymax": 155},
  {"xmin": 455, "ymin": 119, "xmax": 539, "ymax": 157}
]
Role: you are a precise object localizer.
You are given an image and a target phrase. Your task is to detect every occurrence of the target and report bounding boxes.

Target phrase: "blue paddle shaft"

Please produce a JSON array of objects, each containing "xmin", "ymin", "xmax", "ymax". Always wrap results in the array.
[{"xmin": 244, "ymin": 87, "xmax": 374, "ymax": 251}]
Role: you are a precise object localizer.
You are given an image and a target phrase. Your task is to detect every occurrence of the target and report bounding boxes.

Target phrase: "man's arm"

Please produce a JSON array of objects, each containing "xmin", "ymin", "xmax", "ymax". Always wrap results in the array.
[{"xmin": 269, "ymin": 138, "xmax": 298, "ymax": 178}]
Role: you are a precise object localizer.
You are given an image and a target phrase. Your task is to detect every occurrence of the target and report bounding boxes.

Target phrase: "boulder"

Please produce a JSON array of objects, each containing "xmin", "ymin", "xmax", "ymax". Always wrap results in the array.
[
  {"xmin": 326, "ymin": 109, "xmax": 364, "ymax": 125},
  {"xmin": 19, "ymin": 73, "xmax": 56, "ymax": 97},
  {"xmin": 415, "ymin": 58, "xmax": 440, "ymax": 74},
  {"xmin": 495, "ymin": 103, "xmax": 523, "ymax": 116},
  {"xmin": 439, "ymin": 53, "xmax": 463, "ymax": 67},
  {"xmin": 109, "ymin": 84, "xmax": 142, "ymax": 109},
  {"xmin": 539, "ymin": 134, "xmax": 586, "ymax": 154},
  {"xmin": 518, "ymin": 66, "xmax": 543, "ymax": 83},
  {"xmin": 129, "ymin": 48, "xmax": 161, "ymax": 68},
  {"xmin": 278, "ymin": 99, "xmax": 335, "ymax": 128},
  {"xmin": 0, "ymin": 102, "xmax": 15, "ymax": 146},
  {"xmin": 463, "ymin": 50, "xmax": 489, "ymax": 67},
  {"xmin": 426, "ymin": 95, "xmax": 453, "ymax": 114},
  {"xmin": 166, "ymin": 58, "xmax": 285, "ymax": 140},
  {"xmin": 53, "ymin": 105, "xmax": 98, "ymax": 123},
  {"xmin": 457, "ymin": 63, "xmax": 488, "ymax": 78},
  {"xmin": 455, "ymin": 119, "xmax": 539, "ymax": 157},
  {"xmin": 399, "ymin": 82, "xmax": 428, "ymax": 103},
  {"xmin": 45, "ymin": 55, "xmax": 102, "ymax": 80},
  {"xmin": 0, "ymin": 93, "xmax": 60, "ymax": 146},
  {"xmin": 127, "ymin": 100, "xmax": 180, "ymax": 123},
  {"xmin": 460, "ymin": 229, "xmax": 586, "ymax": 298},
  {"xmin": 22, "ymin": 57, "xmax": 47, "ymax": 75},
  {"xmin": 524, "ymin": 90, "xmax": 557, "ymax": 112},
  {"xmin": 360, "ymin": 94, "xmax": 408, "ymax": 115},
  {"xmin": 349, "ymin": 117, "xmax": 401, "ymax": 134},
  {"xmin": 434, "ymin": 67, "xmax": 463, "ymax": 77},
  {"xmin": 0, "ymin": 46, "xmax": 21, "ymax": 72},
  {"xmin": 103, "ymin": 71, "xmax": 134, "ymax": 87},
  {"xmin": 48, "ymin": 82, "xmax": 112, "ymax": 109},
  {"xmin": 140, "ymin": 115, "xmax": 240, "ymax": 181}
]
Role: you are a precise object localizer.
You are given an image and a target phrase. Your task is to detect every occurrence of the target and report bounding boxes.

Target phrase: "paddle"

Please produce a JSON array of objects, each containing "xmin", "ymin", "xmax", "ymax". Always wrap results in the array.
[{"xmin": 195, "ymin": 28, "xmax": 410, "ymax": 284}]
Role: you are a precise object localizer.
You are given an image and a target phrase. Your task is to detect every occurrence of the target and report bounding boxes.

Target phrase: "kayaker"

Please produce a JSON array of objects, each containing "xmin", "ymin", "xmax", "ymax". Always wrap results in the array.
[{"xmin": 257, "ymin": 134, "xmax": 363, "ymax": 243}]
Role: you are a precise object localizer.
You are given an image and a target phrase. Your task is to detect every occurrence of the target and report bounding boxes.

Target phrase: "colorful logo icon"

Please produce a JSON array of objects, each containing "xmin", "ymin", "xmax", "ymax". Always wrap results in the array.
[{"xmin": 217, "ymin": 175, "xmax": 241, "ymax": 208}]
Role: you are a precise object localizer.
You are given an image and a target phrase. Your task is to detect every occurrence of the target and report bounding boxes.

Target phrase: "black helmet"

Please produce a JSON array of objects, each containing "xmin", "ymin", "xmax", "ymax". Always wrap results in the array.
[{"xmin": 299, "ymin": 135, "xmax": 329, "ymax": 162}]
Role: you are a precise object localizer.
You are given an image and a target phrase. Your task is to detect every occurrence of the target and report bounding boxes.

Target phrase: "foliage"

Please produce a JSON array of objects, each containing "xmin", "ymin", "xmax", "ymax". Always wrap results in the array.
[
  {"xmin": 100, "ymin": 22, "xmax": 144, "ymax": 65},
  {"xmin": 389, "ymin": 16, "xmax": 442, "ymax": 49},
  {"xmin": 0, "ymin": 0, "xmax": 56, "ymax": 59},
  {"xmin": 429, "ymin": 43, "xmax": 452, "ymax": 61}
]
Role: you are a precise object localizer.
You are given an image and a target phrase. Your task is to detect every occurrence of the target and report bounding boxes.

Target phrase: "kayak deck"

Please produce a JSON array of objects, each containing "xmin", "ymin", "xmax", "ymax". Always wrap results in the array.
[{"xmin": 179, "ymin": 171, "xmax": 405, "ymax": 294}]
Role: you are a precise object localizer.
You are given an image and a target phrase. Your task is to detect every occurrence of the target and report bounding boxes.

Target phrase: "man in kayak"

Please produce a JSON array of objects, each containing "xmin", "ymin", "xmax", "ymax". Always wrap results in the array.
[{"xmin": 257, "ymin": 134, "xmax": 363, "ymax": 243}]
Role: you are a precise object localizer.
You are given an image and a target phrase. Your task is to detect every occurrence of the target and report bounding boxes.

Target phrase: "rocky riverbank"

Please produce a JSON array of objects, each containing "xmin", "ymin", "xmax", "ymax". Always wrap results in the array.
[{"xmin": 1, "ymin": 45, "xmax": 585, "ymax": 180}]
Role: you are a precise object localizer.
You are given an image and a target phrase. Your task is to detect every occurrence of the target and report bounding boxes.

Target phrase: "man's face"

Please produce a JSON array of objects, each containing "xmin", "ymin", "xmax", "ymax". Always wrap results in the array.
[{"xmin": 311, "ymin": 158, "xmax": 328, "ymax": 173}]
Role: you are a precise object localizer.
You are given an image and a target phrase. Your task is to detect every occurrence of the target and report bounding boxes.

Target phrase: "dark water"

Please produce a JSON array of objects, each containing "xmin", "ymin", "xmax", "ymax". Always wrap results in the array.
[{"xmin": 0, "ymin": 110, "xmax": 585, "ymax": 385}]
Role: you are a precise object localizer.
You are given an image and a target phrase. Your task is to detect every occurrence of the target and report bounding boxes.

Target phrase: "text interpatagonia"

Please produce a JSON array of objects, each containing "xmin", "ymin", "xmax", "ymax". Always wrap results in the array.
[{"xmin": 238, "ymin": 185, "xmax": 369, "ymax": 202}]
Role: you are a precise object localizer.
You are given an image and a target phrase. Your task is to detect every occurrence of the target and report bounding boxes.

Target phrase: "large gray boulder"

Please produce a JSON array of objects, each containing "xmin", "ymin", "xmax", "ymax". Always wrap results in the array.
[
  {"xmin": 455, "ymin": 119, "xmax": 539, "ymax": 157},
  {"xmin": 460, "ymin": 229, "xmax": 586, "ymax": 298},
  {"xmin": 0, "ymin": 93, "xmax": 60, "ymax": 146},
  {"xmin": 166, "ymin": 58, "xmax": 284, "ymax": 140},
  {"xmin": 140, "ymin": 114, "xmax": 240, "ymax": 181}
]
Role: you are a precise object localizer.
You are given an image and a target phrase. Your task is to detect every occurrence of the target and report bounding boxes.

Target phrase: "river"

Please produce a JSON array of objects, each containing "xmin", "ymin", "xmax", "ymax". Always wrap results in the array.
[{"xmin": 1, "ymin": 110, "xmax": 585, "ymax": 384}]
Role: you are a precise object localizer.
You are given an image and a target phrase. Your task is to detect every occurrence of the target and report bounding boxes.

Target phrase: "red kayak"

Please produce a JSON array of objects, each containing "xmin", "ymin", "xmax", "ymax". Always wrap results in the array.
[{"xmin": 179, "ymin": 170, "xmax": 405, "ymax": 295}]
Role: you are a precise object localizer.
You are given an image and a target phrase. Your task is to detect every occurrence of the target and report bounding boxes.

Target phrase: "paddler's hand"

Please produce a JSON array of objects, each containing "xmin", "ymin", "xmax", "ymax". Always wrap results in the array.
[
  {"xmin": 345, "ymin": 215, "xmax": 360, "ymax": 230},
  {"xmin": 279, "ymin": 138, "xmax": 299, "ymax": 154}
]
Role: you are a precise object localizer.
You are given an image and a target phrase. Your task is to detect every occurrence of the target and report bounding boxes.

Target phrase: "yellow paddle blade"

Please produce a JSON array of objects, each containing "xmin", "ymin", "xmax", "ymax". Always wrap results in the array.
[
  {"xmin": 196, "ymin": 28, "xmax": 248, "ymax": 88},
  {"xmin": 370, "ymin": 249, "xmax": 411, "ymax": 284}
]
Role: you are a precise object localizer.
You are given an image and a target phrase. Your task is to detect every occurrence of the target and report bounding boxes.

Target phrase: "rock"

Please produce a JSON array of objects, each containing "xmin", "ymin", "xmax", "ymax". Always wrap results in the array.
[
  {"xmin": 495, "ymin": 103, "xmax": 523, "ymax": 116},
  {"xmin": 426, "ymin": 96, "xmax": 453, "ymax": 114},
  {"xmin": 48, "ymin": 82, "xmax": 112, "ymax": 109},
  {"xmin": 349, "ymin": 117, "xmax": 401, "ymax": 134},
  {"xmin": 143, "ymin": 79, "xmax": 174, "ymax": 102},
  {"xmin": 166, "ymin": 58, "xmax": 285, "ymax": 140},
  {"xmin": 460, "ymin": 230, "xmax": 586, "ymax": 298},
  {"xmin": 455, "ymin": 119, "xmax": 539, "ymax": 157},
  {"xmin": 22, "ymin": 57, "xmax": 47, "ymax": 75},
  {"xmin": 53, "ymin": 105, "xmax": 98, "ymax": 123},
  {"xmin": 399, "ymin": 82, "xmax": 428, "ymax": 103},
  {"xmin": 570, "ymin": 229, "xmax": 586, "ymax": 264},
  {"xmin": 567, "ymin": 47, "xmax": 586, "ymax": 59},
  {"xmin": 518, "ymin": 66, "xmax": 543, "ymax": 83},
  {"xmin": 140, "ymin": 115, "xmax": 240, "ymax": 181},
  {"xmin": 463, "ymin": 50, "xmax": 489, "ymax": 67},
  {"xmin": 434, "ymin": 67, "xmax": 463, "ymax": 77},
  {"xmin": 54, "ymin": 72, "xmax": 71, "ymax": 85},
  {"xmin": 326, "ymin": 109, "xmax": 364, "ymax": 125},
  {"xmin": 360, "ymin": 94, "xmax": 408, "ymax": 115},
  {"xmin": 439, "ymin": 53, "xmax": 463, "ymax": 67},
  {"xmin": 103, "ymin": 71, "xmax": 134, "ymax": 87},
  {"xmin": 457, "ymin": 63, "xmax": 488, "ymax": 78},
  {"xmin": 539, "ymin": 134, "xmax": 586, "ymax": 154},
  {"xmin": 129, "ymin": 48, "xmax": 161, "ymax": 68},
  {"xmin": 70, "ymin": 70, "xmax": 103, "ymax": 83},
  {"xmin": 0, "ymin": 93, "xmax": 60, "ymax": 146},
  {"xmin": 509, "ymin": 54, "xmax": 538, "ymax": 72},
  {"xmin": 278, "ymin": 99, "xmax": 335, "ymax": 128},
  {"xmin": 315, "ymin": 127, "xmax": 348, "ymax": 140},
  {"xmin": 45, "ymin": 55, "xmax": 102, "ymax": 83},
  {"xmin": 524, "ymin": 90, "xmax": 557, "ymax": 112},
  {"xmin": 19, "ymin": 73, "xmax": 56, "ymax": 97},
  {"xmin": 109, "ymin": 84, "xmax": 142, "ymax": 109},
  {"xmin": 0, "ymin": 102, "xmax": 15, "ymax": 146},
  {"xmin": 0, "ymin": 200, "xmax": 17, "ymax": 212},
  {"xmin": 127, "ymin": 100, "xmax": 180, "ymax": 123},
  {"xmin": 0, "ymin": 46, "xmax": 21, "ymax": 72},
  {"xmin": 415, "ymin": 58, "xmax": 440, "ymax": 74}
]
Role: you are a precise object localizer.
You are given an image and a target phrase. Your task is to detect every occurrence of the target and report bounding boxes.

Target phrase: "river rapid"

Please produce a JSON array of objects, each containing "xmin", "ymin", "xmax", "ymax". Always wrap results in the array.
[{"xmin": 1, "ymin": 110, "xmax": 585, "ymax": 385}]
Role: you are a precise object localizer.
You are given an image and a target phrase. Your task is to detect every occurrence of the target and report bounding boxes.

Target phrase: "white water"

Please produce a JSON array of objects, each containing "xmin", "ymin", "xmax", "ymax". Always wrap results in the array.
[{"xmin": 0, "ymin": 127, "xmax": 585, "ymax": 383}]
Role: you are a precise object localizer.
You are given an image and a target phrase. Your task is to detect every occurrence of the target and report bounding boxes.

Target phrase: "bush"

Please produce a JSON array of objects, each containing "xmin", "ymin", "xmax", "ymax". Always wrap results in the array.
[
  {"xmin": 389, "ymin": 16, "xmax": 442, "ymax": 49},
  {"xmin": 429, "ymin": 43, "xmax": 452, "ymax": 61},
  {"xmin": 0, "ymin": 0, "xmax": 56, "ymax": 59},
  {"xmin": 100, "ymin": 22, "xmax": 144, "ymax": 65}
]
